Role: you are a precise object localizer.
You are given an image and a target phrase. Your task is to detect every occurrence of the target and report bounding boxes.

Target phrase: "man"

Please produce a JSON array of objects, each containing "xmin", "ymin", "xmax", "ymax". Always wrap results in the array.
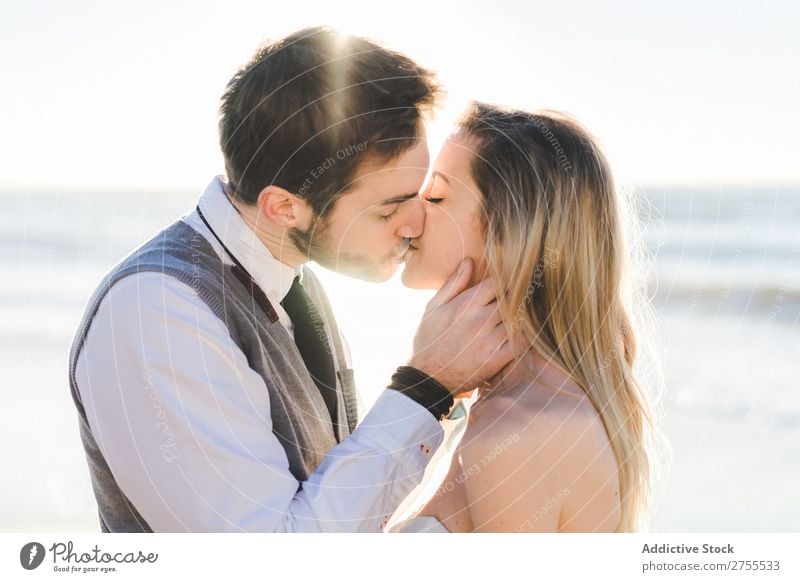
[{"xmin": 69, "ymin": 26, "xmax": 512, "ymax": 532}]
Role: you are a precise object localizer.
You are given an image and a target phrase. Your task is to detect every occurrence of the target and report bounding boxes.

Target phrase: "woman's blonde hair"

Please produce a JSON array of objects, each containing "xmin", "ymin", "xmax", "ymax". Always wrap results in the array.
[{"xmin": 458, "ymin": 102, "xmax": 657, "ymax": 531}]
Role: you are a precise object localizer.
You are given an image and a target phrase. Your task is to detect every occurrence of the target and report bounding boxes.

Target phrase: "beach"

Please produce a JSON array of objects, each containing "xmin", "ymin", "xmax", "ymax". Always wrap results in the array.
[{"xmin": 1, "ymin": 185, "xmax": 797, "ymax": 532}]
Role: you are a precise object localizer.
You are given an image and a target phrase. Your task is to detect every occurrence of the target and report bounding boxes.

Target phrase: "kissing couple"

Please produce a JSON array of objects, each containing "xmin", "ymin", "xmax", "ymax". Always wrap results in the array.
[{"xmin": 69, "ymin": 26, "xmax": 654, "ymax": 533}]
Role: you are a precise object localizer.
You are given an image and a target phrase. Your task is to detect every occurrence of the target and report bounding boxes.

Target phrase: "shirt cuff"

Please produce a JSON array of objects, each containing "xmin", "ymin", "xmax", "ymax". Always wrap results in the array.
[{"xmin": 354, "ymin": 389, "xmax": 445, "ymax": 468}]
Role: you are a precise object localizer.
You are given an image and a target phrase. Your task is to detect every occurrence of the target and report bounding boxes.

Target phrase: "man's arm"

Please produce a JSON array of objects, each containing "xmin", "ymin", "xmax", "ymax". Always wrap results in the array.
[{"xmin": 75, "ymin": 273, "xmax": 443, "ymax": 532}]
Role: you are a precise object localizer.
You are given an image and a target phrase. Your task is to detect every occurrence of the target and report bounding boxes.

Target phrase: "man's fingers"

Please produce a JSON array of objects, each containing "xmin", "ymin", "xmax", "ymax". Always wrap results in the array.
[
  {"xmin": 469, "ymin": 300, "xmax": 502, "ymax": 331},
  {"xmin": 487, "ymin": 335, "xmax": 515, "ymax": 370},
  {"xmin": 483, "ymin": 322, "xmax": 509, "ymax": 350},
  {"xmin": 461, "ymin": 275, "xmax": 501, "ymax": 307},
  {"xmin": 428, "ymin": 258, "xmax": 473, "ymax": 309},
  {"xmin": 485, "ymin": 300, "xmax": 503, "ymax": 327}
]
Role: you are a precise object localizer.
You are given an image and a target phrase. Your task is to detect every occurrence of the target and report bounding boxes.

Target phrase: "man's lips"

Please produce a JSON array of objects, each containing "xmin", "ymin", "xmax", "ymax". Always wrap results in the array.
[{"xmin": 401, "ymin": 237, "xmax": 419, "ymax": 252}]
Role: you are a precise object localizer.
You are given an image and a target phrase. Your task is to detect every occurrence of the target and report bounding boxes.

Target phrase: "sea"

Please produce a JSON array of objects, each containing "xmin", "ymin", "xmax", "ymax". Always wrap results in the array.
[{"xmin": 0, "ymin": 185, "xmax": 798, "ymax": 532}]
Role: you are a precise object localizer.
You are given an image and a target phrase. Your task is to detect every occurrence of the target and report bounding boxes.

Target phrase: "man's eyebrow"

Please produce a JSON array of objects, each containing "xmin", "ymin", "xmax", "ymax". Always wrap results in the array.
[{"xmin": 377, "ymin": 192, "xmax": 419, "ymax": 206}]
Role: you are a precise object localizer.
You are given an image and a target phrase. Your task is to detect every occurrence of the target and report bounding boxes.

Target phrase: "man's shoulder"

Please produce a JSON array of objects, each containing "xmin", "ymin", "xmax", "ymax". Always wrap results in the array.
[
  {"xmin": 72, "ymin": 220, "xmax": 228, "ymax": 347},
  {"xmin": 98, "ymin": 219, "xmax": 229, "ymax": 297},
  {"xmin": 100, "ymin": 270, "xmax": 198, "ymax": 310},
  {"xmin": 121, "ymin": 219, "xmax": 217, "ymax": 270}
]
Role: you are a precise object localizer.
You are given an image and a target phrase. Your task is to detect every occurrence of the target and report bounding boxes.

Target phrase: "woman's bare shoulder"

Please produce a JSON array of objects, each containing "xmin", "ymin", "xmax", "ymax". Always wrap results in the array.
[
  {"xmin": 457, "ymin": 378, "xmax": 620, "ymax": 531},
  {"xmin": 465, "ymin": 375, "xmax": 603, "ymax": 448}
]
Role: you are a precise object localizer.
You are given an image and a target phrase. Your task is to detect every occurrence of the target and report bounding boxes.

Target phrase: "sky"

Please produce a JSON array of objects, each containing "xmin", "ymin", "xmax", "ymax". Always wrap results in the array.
[{"xmin": 1, "ymin": 0, "xmax": 798, "ymax": 192}]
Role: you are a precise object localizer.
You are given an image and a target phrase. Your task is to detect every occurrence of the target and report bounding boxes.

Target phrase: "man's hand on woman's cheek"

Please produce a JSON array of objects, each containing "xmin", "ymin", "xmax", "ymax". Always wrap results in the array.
[{"xmin": 408, "ymin": 258, "xmax": 514, "ymax": 396}]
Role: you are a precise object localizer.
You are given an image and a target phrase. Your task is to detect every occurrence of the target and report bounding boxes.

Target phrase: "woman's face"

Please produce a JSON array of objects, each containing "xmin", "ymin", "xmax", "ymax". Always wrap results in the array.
[{"xmin": 401, "ymin": 132, "xmax": 486, "ymax": 290}]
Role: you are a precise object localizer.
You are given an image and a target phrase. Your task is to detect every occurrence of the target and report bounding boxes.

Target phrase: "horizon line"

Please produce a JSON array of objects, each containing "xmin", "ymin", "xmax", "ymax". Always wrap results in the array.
[{"xmin": 2, "ymin": 181, "xmax": 800, "ymax": 197}]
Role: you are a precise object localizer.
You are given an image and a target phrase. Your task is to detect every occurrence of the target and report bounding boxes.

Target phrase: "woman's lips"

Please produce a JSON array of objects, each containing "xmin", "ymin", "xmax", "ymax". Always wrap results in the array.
[{"xmin": 402, "ymin": 244, "xmax": 418, "ymax": 262}]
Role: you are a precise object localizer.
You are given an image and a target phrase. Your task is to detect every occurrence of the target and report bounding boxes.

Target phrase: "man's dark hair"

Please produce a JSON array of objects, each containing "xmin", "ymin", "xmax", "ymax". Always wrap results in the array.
[{"xmin": 218, "ymin": 26, "xmax": 442, "ymax": 217}]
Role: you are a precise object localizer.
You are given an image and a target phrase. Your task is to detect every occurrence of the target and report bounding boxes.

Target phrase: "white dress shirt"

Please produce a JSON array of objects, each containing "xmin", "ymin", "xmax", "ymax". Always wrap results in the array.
[{"xmin": 74, "ymin": 176, "xmax": 444, "ymax": 532}]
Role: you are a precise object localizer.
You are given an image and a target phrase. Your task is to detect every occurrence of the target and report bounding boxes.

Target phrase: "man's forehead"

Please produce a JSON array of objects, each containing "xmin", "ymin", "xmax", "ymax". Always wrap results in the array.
[
  {"xmin": 362, "ymin": 139, "xmax": 430, "ymax": 176},
  {"xmin": 346, "ymin": 146, "xmax": 430, "ymax": 206}
]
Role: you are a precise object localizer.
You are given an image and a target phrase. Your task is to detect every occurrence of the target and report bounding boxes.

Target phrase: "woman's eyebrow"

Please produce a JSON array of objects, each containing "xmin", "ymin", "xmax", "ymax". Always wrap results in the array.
[
  {"xmin": 377, "ymin": 192, "xmax": 419, "ymax": 206},
  {"xmin": 431, "ymin": 171, "xmax": 452, "ymax": 185}
]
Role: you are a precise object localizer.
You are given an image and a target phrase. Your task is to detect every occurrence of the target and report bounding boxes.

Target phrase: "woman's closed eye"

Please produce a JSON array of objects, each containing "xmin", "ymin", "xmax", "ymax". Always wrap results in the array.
[
  {"xmin": 422, "ymin": 189, "xmax": 445, "ymax": 204},
  {"xmin": 422, "ymin": 175, "xmax": 448, "ymax": 204}
]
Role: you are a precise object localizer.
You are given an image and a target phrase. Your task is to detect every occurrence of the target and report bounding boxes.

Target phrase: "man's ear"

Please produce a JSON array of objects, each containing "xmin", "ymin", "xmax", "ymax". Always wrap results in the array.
[{"xmin": 255, "ymin": 185, "xmax": 313, "ymax": 229}]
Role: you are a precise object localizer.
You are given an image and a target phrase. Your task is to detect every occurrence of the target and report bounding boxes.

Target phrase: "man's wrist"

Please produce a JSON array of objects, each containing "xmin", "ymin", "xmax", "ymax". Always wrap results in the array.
[{"xmin": 387, "ymin": 366, "xmax": 454, "ymax": 421}]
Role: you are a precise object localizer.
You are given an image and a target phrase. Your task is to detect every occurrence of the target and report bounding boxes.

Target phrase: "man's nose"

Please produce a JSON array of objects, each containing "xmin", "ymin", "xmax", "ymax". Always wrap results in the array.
[{"xmin": 396, "ymin": 198, "xmax": 426, "ymax": 239}]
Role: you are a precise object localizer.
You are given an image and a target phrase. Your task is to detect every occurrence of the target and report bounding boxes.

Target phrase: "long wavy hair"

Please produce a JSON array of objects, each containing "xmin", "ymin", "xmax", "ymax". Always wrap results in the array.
[{"xmin": 458, "ymin": 102, "xmax": 657, "ymax": 531}]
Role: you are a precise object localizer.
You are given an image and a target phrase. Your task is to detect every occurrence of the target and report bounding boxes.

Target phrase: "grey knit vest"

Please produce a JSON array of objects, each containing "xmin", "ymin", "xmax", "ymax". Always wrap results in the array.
[{"xmin": 68, "ymin": 219, "xmax": 359, "ymax": 532}]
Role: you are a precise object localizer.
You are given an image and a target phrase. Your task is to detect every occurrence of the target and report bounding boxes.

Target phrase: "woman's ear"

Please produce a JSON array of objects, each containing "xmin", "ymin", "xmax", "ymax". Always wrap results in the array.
[{"xmin": 255, "ymin": 185, "xmax": 313, "ymax": 229}]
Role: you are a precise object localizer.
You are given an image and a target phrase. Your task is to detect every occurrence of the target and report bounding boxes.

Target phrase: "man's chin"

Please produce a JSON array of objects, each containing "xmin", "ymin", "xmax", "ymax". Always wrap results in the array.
[
  {"xmin": 316, "ymin": 258, "xmax": 399, "ymax": 283},
  {"xmin": 355, "ymin": 266, "xmax": 397, "ymax": 283}
]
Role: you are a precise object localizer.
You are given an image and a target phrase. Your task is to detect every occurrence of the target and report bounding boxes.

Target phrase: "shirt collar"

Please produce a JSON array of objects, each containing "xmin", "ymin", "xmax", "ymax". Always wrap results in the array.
[{"xmin": 196, "ymin": 175, "xmax": 303, "ymax": 304}]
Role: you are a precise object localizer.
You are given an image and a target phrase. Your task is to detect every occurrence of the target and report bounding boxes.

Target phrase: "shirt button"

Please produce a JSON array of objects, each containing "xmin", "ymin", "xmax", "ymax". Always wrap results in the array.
[
  {"xmin": 420, "ymin": 443, "xmax": 431, "ymax": 455},
  {"xmin": 269, "ymin": 290, "xmax": 278, "ymax": 300}
]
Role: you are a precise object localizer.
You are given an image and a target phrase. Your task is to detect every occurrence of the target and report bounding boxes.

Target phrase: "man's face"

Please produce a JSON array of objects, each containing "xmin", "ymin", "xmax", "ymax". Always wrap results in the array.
[{"xmin": 291, "ymin": 138, "xmax": 430, "ymax": 282}]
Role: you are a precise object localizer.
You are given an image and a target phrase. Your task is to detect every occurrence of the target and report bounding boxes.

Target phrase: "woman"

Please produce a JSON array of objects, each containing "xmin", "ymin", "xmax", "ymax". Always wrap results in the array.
[{"xmin": 394, "ymin": 102, "xmax": 655, "ymax": 532}]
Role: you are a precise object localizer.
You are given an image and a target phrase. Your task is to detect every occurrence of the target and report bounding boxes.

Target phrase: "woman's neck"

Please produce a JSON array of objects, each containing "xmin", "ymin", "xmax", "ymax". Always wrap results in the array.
[{"xmin": 480, "ymin": 346, "xmax": 584, "ymax": 401}]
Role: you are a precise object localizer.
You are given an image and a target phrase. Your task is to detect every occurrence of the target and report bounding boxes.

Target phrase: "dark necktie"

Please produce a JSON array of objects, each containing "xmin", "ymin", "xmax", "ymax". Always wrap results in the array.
[{"xmin": 280, "ymin": 276, "xmax": 338, "ymax": 425}]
